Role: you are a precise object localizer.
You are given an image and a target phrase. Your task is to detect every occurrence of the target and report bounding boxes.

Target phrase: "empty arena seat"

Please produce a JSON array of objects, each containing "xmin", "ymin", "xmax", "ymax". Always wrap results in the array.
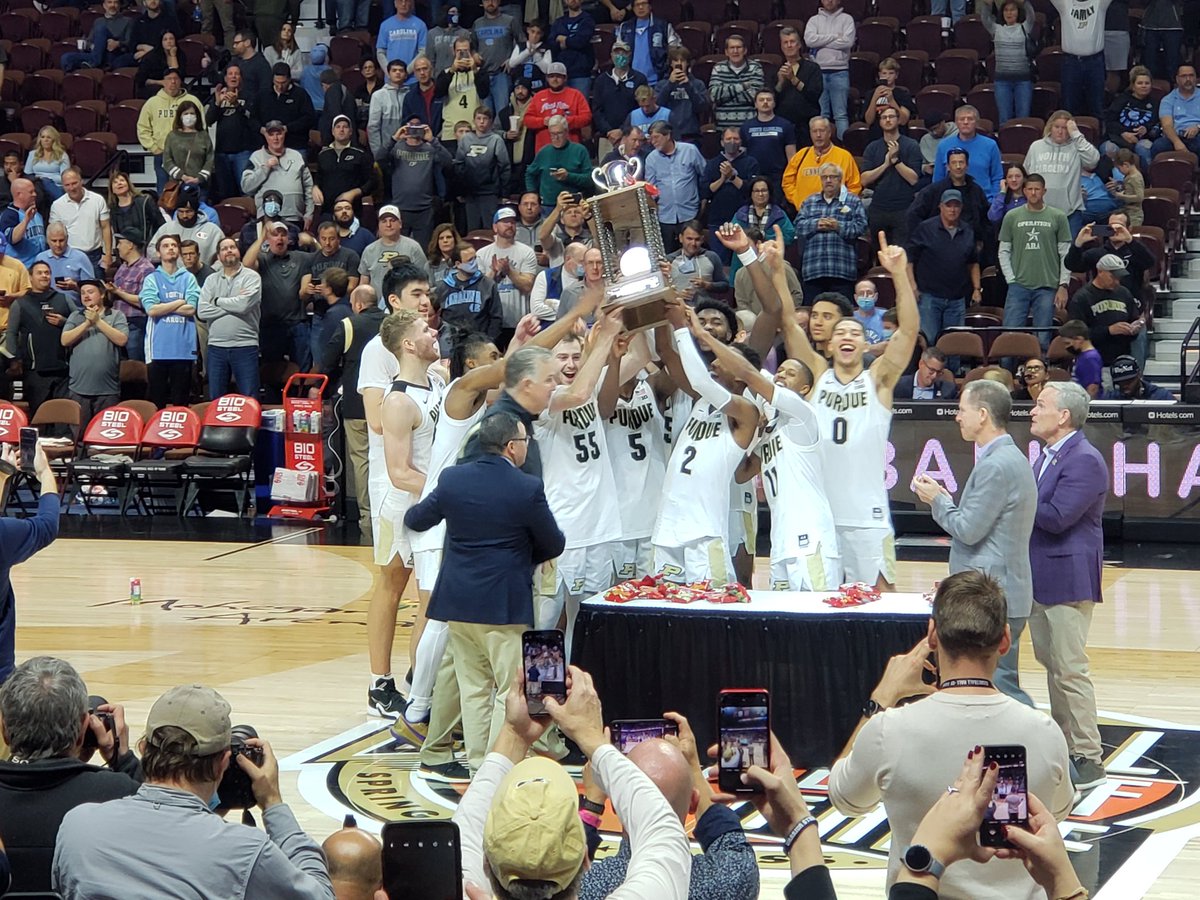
[
  {"xmin": 180, "ymin": 394, "xmax": 262, "ymax": 517},
  {"xmin": 129, "ymin": 406, "xmax": 203, "ymax": 515}
]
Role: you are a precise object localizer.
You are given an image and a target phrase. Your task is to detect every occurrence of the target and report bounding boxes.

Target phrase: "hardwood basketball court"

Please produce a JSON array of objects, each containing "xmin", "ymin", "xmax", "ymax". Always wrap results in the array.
[{"xmin": 11, "ymin": 527, "xmax": 1200, "ymax": 899}]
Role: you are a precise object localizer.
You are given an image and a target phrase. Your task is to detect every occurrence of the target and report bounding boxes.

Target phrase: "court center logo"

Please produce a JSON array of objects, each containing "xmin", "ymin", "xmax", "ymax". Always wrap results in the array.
[{"xmin": 283, "ymin": 714, "xmax": 1200, "ymax": 895}]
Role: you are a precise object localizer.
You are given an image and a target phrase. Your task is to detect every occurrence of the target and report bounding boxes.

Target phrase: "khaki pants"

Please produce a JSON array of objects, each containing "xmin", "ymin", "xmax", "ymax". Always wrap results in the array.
[
  {"xmin": 420, "ymin": 647, "xmax": 464, "ymax": 768},
  {"xmin": 1029, "ymin": 600, "xmax": 1103, "ymax": 762},
  {"xmin": 447, "ymin": 621, "xmax": 524, "ymax": 773},
  {"xmin": 344, "ymin": 417, "xmax": 370, "ymax": 525}
]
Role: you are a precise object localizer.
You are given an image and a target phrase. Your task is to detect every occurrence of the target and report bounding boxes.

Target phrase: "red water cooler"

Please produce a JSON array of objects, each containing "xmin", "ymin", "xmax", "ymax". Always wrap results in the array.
[{"xmin": 268, "ymin": 373, "xmax": 334, "ymax": 520}]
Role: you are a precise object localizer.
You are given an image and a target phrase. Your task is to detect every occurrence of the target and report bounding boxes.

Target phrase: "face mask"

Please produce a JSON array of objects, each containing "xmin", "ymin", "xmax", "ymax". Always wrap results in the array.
[
  {"xmin": 264, "ymin": 200, "xmax": 281, "ymax": 217},
  {"xmin": 856, "ymin": 296, "xmax": 876, "ymax": 311},
  {"xmin": 613, "ymin": 54, "xmax": 629, "ymax": 68},
  {"xmin": 208, "ymin": 791, "xmax": 221, "ymax": 811},
  {"xmin": 574, "ymin": 264, "xmax": 585, "ymax": 277},
  {"xmin": 1066, "ymin": 345, "xmax": 1080, "ymax": 356},
  {"xmin": 181, "ymin": 113, "xmax": 197, "ymax": 128},
  {"xmin": 722, "ymin": 141, "xmax": 738, "ymax": 156},
  {"xmin": 448, "ymin": 10, "xmax": 459, "ymax": 23},
  {"xmin": 459, "ymin": 258, "xmax": 479, "ymax": 276}
]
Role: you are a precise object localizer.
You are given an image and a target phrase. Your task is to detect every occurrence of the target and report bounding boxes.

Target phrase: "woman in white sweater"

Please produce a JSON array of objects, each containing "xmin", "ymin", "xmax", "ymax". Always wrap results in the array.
[
  {"xmin": 1023, "ymin": 110, "xmax": 1100, "ymax": 237},
  {"xmin": 978, "ymin": 0, "xmax": 1036, "ymax": 123}
]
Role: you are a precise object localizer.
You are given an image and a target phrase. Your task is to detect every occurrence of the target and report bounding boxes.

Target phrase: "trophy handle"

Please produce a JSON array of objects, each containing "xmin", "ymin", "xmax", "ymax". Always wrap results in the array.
[
  {"xmin": 627, "ymin": 155, "xmax": 642, "ymax": 182},
  {"xmin": 591, "ymin": 167, "xmax": 610, "ymax": 192}
]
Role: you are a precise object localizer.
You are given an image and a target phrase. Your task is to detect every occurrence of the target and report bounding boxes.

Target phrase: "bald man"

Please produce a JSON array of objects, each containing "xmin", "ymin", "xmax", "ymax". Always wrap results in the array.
[
  {"xmin": 322, "ymin": 827, "xmax": 386, "ymax": 900},
  {"xmin": 578, "ymin": 718, "xmax": 760, "ymax": 900}
]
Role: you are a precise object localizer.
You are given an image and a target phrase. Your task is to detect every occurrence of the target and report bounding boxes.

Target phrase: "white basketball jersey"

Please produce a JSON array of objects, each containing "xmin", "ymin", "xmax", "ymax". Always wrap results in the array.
[
  {"xmin": 377, "ymin": 375, "xmax": 445, "ymax": 519},
  {"xmin": 408, "ymin": 378, "xmax": 487, "ymax": 554},
  {"xmin": 368, "ymin": 369, "xmax": 446, "ymax": 517},
  {"xmin": 758, "ymin": 395, "xmax": 838, "ymax": 563},
  {"xmin": 536, "ymin": 388, "xmax": 623, "ymax": 550},
  {"xmin": 603, "ymin": 377, "xmax": 667, "ymax": 541},
  {"xmin": 653, "ymin": 401, "xmax": 745, "ymax": 548},
  {"xmin": 662, "ymin": 387, "xmax": 694, "ymax": 448},
  {"xmin": 812, "ymin": 368, "xmax": 893, "ymax": 528}
]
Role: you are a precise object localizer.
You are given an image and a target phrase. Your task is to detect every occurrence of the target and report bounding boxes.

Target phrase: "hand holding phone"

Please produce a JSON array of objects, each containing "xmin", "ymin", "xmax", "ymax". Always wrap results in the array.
[
  {"xmin": 610, "ymin": 718, "xmax": 679, "ymax": 754},
  {"xmin": 979, "ymin": 745, "xmax": 1029, "ymax": 848},
  {"xmin": 382, "ymin": 821, "xmax": 462, "ymax": 900},
  {"xmin": 717, "ymin": 689, "xmax": 770, "ymax": 793},
  {"xmin": 19, "ymin": 427, "xmax": 38, "ymax": 475},
  {"xmin": 523, "ymin": 629, "xmax": 567, "ymax": 717}
]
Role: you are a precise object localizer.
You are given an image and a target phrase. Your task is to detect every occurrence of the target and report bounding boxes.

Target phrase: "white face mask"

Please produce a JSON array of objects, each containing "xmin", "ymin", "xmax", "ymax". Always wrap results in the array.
[{"xmin": 181, "ymin": 113, "xmax": 198, "ymax": 128}]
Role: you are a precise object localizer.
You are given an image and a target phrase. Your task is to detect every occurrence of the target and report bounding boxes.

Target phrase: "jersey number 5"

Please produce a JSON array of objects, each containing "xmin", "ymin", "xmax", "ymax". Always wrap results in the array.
[
  {"xmin": 627, "ymin": 432, "xmax": 646, "ymax": 461},
  {"xmin": 832, "ymin": 416, "xmax": 848, "ymax": 445},
  {"xmin": 574, "ymin": 433, "xmax": 600, "ymax": 463}
]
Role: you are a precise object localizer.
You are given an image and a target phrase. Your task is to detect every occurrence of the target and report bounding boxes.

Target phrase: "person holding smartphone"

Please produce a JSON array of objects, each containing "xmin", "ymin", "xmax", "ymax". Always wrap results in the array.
[
  {"xmin": 828, "ymin": 571, "xmax": 1074, "ymax": 900},
  {"xmin": 3, "ymin": 261, "xmax": 72, "ymax": 419},
  {"xmin": 0, "ymin": 440, "xmax": 58, "ymax": 684}
]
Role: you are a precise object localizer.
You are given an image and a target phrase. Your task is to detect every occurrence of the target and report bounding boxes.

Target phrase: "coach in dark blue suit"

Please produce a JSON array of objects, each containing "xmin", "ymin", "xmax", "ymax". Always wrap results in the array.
[
  {"xmin": 0, "ymin": 446, "xmax": 60, "ymax": 685},
  {"xmin": 404, "ymin": 411, "xmax": 565, "ymax": 773},
  {"xmin": 1028, "ymin": 381, "xmax": 1109, "ymax": 793}
]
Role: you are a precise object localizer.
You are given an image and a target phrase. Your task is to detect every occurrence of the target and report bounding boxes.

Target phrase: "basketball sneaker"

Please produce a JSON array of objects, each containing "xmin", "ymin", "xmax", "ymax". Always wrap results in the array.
[
  {"xmin": 367, "ymin": 678, "xmax": 406, "ymax": 719},
  {"xmin": 419, "ymin": 760, "xmax": 471, "ymax": 783},
  {"xmin": 1072, "ymin": 756, "xmax": 1107, "ymax": 792},
  {"xmin": 391, "ymin": 713, "xmax": 429, "ymax": 749}
]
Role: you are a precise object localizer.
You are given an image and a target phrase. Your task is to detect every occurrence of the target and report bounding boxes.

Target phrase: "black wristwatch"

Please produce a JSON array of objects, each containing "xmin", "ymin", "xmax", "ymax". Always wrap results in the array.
[
  {"xmin": 862, "ymin": 698, "xmax": 885, "ymax": 719},
  {"xmin": 579, "ymin": 797, "xmax": 605, "ymax": 815},
  {"xmin": 902, "ymin": 844, "xmax": 946, "ymax": 879}
]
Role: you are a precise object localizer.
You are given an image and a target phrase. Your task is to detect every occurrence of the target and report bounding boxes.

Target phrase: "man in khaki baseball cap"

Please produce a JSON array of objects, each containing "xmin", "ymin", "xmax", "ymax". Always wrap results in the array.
[{"xmin": 143, "ymin": 684, "xmax": 232, "ymax": 754}]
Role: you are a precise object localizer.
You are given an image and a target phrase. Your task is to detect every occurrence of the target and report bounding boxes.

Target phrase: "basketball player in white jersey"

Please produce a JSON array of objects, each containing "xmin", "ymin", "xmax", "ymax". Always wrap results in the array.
[
  {"xmin": 372, "ymin": 310, "xmax": 443, "ymax": 730},
  {"xmin": 700, "ymin": 331, "xmax": 841, "ymax": 590},
  {"xmin": 652, "ymin": 300, "xmax": 760, "ymax": 584},
  {"xmin": 535, "ymin": 310, "xmax": 625, "ymax": 655},
  {"xmin": 395, "ymin": 301, "xmax": 604, "ymax": 752},
  {"xmin": 358, "ymin": 262, "xmax": 438, "ymax": 718},
  {"xmin": 773, "ymin": 232, "xmax": 919, "ymax": 590}
]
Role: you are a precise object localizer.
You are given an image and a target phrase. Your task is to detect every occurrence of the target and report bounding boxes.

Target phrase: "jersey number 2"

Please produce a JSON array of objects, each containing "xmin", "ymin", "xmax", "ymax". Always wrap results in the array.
[
  {"xmin": 574, "ymin": 433, "xmax": 600, "ymax": 462},
  {"xmin": 832, "ymin": 417, "xmax": 848, "ymax": 445},
  {"xmin": 679, "ymin": 446, "xmax": 697, "ymax": 474}
]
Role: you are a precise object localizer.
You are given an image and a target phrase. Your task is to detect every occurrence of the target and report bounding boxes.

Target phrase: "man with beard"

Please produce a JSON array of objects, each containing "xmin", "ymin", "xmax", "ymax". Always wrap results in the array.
[
  {"xmin": 330, "ymin": 199, "xmax": 374, "ymax": 257},
  {"xmin": 4, "ymin": 261, "xmax": 71, "ymax": 416}
]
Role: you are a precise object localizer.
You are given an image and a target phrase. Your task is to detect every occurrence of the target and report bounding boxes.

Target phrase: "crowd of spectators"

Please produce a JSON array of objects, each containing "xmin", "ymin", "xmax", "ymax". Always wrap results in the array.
[{"xmin": 0, "ymin": 0, "xmax": 1190, "ymax": 424}]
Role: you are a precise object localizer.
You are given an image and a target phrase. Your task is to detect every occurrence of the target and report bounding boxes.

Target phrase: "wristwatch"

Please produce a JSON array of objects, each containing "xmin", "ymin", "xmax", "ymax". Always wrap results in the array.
[
  {"xmin": 862, "ymin": 698, "xmax": 885, "ymax": 719},
  {"xmin": 902, "ymin": 844, "xmax": 946, "ymax": 879}
]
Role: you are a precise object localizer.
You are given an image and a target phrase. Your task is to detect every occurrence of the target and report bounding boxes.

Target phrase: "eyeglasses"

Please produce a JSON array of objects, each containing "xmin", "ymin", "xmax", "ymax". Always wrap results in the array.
[
  {"xmin": 1024, "ymin": 364, "xmax": 1045, "ymax": 372},
  {"xmin": 508, "ymin": 436, "xmax": 531, "ymax": 443}
]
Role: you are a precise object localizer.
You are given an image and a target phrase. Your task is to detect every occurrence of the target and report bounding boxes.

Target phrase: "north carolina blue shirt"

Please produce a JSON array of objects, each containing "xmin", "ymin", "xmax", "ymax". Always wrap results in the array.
[
  {"xmin": 628, "ymin": 105, "xmax": 671, "ymax": 131},
  {"xmin": 0, "ymin": 206, "xmax": 46, "ymax": 269},
  {"xmin": 376, "ymin": 13, "xmax": 428, "ymax": 70},
  {"xmin": 1159, "ymin": 87, "xmax": 1200, "ymax": 131},
  {"xmin": 933, "ymin": 131, "xmax": 1004, "ymax": 201},
  {"xmin": 140, "ymin": 265, "xmax": 199, "ymax": 362}
]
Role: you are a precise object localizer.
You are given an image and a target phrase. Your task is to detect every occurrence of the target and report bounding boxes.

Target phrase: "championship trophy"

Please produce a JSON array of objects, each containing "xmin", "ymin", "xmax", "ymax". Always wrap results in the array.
[{"xmin": 584, "ymin": 157, "xmax": 677, "ymax": 332}]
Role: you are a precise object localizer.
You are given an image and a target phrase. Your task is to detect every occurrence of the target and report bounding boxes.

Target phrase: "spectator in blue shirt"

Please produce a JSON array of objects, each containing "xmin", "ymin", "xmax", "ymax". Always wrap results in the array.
[
  {"xmin": 34, "ymin": 224, "xmax": 94, "ymax": 312},
  {"xmin": 738, "ymin": 89, "xmax": 797, "ymax": 183},
  {"xmin": 376, "ymin": 0, "xmax": 429, "ymax": 76},
  {"xmin": 1151, "ymin": 63, "xmax": 1200, "ymax": 156},
  {"xmin": 627, "ymin": 86, "xmax": 671, "ymax": 130},
  {"xmin": 140, "ymin": 234, "xmax": 199, "ymax": 408},
  {"xmin": 591, "ymin": 41, "xmax": 647, "ymax": 155},
  {"xmin": 550, "ymin": 0, "xmax": 596, "ymax": 95},
  {"xmin": 794, "ymin": 162, "xmax": 867, "ymax": 302},
  {"xmin": 1101, "ymin": 354, "xmax": 1175, "ymax": 400},
  {"xmin": 851, "ymin": 278, "xmax": 888, "ymax": 343},
  {"xmin": 644, "ymin": 121, "xmax": 705, "ymax": 252},
  {"xmin": 1059, "ymin": 320, "xmax": 1104, "ymax": 398},
  {"xmin": 701, "ymin": 132, "xmax": 759, "ymax": 263},
  {"xmin": 0, "ymin": 180, "xmax": 47, "ymax": 269},
  {"xmin": 933, "ymin": 105, "xmax": 1005, "ymax": 201}
]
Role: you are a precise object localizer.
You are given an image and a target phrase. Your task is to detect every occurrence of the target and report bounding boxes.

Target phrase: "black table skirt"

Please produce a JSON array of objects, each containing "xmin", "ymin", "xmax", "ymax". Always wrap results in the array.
[{"xmin": 574, "ymin": 603, "xmax": 931, "ymax": 767}]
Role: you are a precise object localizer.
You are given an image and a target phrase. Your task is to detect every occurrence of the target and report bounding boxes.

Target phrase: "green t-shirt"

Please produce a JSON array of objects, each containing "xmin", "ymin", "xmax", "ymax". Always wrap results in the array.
[{"xmin": 998, "ymin": 203, "xmax": 1071, "ymax": 290}]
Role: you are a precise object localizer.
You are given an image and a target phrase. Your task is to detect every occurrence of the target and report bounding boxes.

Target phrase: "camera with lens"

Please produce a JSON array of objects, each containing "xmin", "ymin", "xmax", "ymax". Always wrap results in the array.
[
  {"xmin": 217, "ymin": 725, "xmax": 263, "ymax": 809},
  {"xmin": 82, "ymin": 694, "xmax": 115, "ymax": 755}
]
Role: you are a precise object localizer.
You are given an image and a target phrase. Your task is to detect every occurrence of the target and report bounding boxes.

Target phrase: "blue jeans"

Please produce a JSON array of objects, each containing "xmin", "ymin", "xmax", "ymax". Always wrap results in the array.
[
  {"xmin": 918, "ymin": 292, "xmax": 966, "ymax": 348},
  {"xmin": 931, "ymin": 0, "xmax": 967, "ymax": 23},
  {"xmin": 153, "ymin": 155, "xmax": 168, "ymax": 194},
  {"xmin": 1067, "ymin": 210, "xmax": 1084, "ymax": 239},
  {"xmin": 1142, "ymin": 29, "xmax": 1183, "ymax": 81},
  {"xmin": 1151, "ymin": 132, "xmax": 1200, "ymax": 158},
  {"xmin": 125, "ymin": 317, "xmax": 146, "ymax": 363},
  {"xmin": 820, "ymin": 70, "xmax": 850, "ymax": 139},
  {"xmin": 1003, "ymin": 283, "xmax": 1056, "ymax": 353},
  {"xmin": 215, "ymin": 151, "xmax": 253, "ymax": 203},
  {"xmin": 568, "ymin": 76, "xmax": 592, "ymax": 97},
  {"xmin": 487, "ymin": 72, "xmax": 512, "ymax": 114},
  {"xmin": 995, "ymin": 616, "xmax": 1034, "ymax": 707},
  {"xmin": 994, "ymin": 79, "xmax": 1032, "ymax": 124},
  {"xmin": 1101, "ymin": 138, "xmax": 1153, "ymax": 171},
  {"xmin": 261, "ymin": 319, "xmax": 312, "ymax": 371},
  {"xmin": 1132, "ymin": 326, "xmax": 1149, "ymax": 370},
  {"xmin": 335, "ymin": 0, "xmax": 369, "ymax": 30},
  {"xmin": 208, "ymin": 345, "xmax": 260, "ymax": 399},
  {"xmin": 1062, "ymin": 52, "xmax": 1105, "ymax": 119},
  {"xmin": 62, "ymin": 20, "xmax": 136, "ymax": 71}
]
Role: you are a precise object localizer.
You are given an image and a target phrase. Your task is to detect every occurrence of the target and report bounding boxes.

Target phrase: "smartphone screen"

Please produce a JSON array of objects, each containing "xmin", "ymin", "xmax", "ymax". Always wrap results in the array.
[
  {"xmin": 980, "ymin": 745, "xmax": 1029, "ymax": 848},
  {"xmin": 523, "ymin": 629, "xmax": 566, "ymax": 717},
  {"xmin": 19, "ymin": 427, "xmax": 37, "ymax": 474},
  {"xmin": 1092, "ymin": 224, "xmax": 1113, "ymax": 238},
  {"xmin": 717, "ymin": 689, "xmax": 770, "ymax": 794},
  {"xmin": 611, "ymin": 719, "xmax": 679, "ymax": 754},
  {"xmin": 381, "ymin": 821, "xmax": 462, "ymax": 900}
]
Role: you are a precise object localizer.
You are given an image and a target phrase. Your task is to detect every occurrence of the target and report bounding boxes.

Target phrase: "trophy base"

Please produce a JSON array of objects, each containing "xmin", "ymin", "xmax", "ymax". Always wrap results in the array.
[{"xmin": 602, "ymin": 287, "xmax": 676, "ymax": 333}]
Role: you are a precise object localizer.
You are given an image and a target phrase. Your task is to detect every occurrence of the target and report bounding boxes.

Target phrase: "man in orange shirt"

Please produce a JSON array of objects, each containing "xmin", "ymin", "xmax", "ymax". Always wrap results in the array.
[{"xmin": 524, "ymin": 62, "xmax": 592, "ymax": 151}]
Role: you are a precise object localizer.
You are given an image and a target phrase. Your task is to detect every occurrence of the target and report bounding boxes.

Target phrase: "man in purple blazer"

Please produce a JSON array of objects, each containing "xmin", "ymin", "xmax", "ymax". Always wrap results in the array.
[{"xmin": 1028, "ymin": 381, "xmax": 1109, "ymax": 793}]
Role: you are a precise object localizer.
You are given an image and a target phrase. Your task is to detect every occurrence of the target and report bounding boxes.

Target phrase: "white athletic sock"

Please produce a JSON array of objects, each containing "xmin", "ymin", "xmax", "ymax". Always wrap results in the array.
[
  {"xmin": 564, "ymin": 592, "xmax": 583, "ymax": 662},
  {"xmin": 405, "ymin": 621, "xmax": 449, "ymax": 721},
  {"xmin": 370, "ymin": 673, "xmax": 393, "ymax": 690}
]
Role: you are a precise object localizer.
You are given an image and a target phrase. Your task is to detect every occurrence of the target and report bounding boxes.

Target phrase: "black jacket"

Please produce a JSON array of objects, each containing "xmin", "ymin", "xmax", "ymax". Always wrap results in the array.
[
  {"xmin": 0, "ymin": 753, "xmax": 141, "ymax": 892},
  {"xmin": 315, "ymin": 144, "xmax": 375, "ymax": 208},
  {"xmin": 906, "ymin": 175, "xmax": 991, "ymax": 247},
  {"xmin": 894, "ymin": 372, "xmax": 960, "ymax": 400},
  {"xmin": 206, "ymin": 94, "xmax": 263, "ymax": 156},
  {"xmin": 318, "ymin": 83, "xmax": 362, "ymax": 148},
  {"xmin": 320, "ymin": 305, "xmax": 385, "ymax": 418},
  {"xmin": 255, "ymin": 83, "xmax": 317, "ymax": 153},
  {"xmin": 5, "ymin": 290, "xmax": 73, "ymax": 374},
  {"xmin": 776, "ymin": 59, "xmax": 824, "ymax": 146}
]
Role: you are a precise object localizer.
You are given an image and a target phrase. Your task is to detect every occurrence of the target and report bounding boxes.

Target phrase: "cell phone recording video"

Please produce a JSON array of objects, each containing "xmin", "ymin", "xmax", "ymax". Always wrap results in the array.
[
  {"xmin": 381, "ymin": 821, "xmax": 462, "ymax": 900},
  {"xmin": 1092, "ymin": 223, "xmax": 1113, "ymax": 238},
  {"xmin": 19, "ymin": 427, "xmax": 38, "ymax": 474},
  {"xmin": 523, "ymin": 629, "xmax": 566, "ymax": 717},
  {"xmin": 717, "ymin": 689, "xmax": 770, "ymax": 793},
  {"xmin": 610, "ymin": 718, "xmax": 678, "ymax": 754},
  {"xmin": 979, "ymin": 744, "xmax": 1029, "ymax": 847}
]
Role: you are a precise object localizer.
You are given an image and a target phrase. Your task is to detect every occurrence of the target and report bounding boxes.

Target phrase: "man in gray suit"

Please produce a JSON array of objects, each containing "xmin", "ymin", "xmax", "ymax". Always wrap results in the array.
[{"xmin": 913, "ymin": 379, "xmax": 1038, "ymax": 706}]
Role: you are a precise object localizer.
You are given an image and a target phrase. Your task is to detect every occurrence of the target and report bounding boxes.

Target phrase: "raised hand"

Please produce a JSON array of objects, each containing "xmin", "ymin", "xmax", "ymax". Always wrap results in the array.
[
  {"xmin": 876, "ymin": 231, "xmax": 908, "ymax": 274},
  {"xmin": 713, "ymin": 221, "xmax": 751, "ymax": 254}
]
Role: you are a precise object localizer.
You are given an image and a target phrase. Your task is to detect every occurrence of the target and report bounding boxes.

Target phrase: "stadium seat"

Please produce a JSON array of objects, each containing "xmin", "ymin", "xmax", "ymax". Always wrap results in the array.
[
  {"xmin": 1141, "ymin": 189, "xmax": 1182, "ymax": 251},
  {"xmin": 688, "ymin": 0, "xmax": 732, "ymax": 23},
  {"xmin": 216, "ymin": 201, "xmax": 254, "ymax": 236},
  {"xmin": 1132, "ymin": 225, "xmax": 1168, "ymax": 291},
  {"xmin": 0, "ymin": 132, "xmax": 33, "ymax": 155},
  {"xmin": 65, "ymin": 100, "xmax": 108, "ymax": 136},
  {"xmin": 840, "ymin": 122, "xmax": 873, "ymax": 158},
  {"xmin": 22, "ymin": 71, "xmax": 64, "ymax": 104},
  {"xmin": 109, "ymin": 100, "xmax": 145, "ymax": 144},
  {"xmin": 935, "ymin": 331, "xmax": 986, "ymax": 364},
  {"xmin": 1030, "ymin": 81, "xmax": 1061, "ymax": 120},
  {"xmin": 101, "ymin": 72, "xmax": 138, "ymax": 105},
  {"xmin": 63, "ymin": 70, "xmax": 104, "ymax": 104},
  {"xmin": 988, "ymin": 331, "xmax": 1042, "ymax": 365},
  {"xmin": 856, "ymin": 19, "xmax": 899, "ymax": 57},
  {"xmin": 906, "ymin": 17, "xmax": 946, "ymax": 57},
  {"xmin": 997, "ymin": 118, "xmax": 1044, "ymax": 154},
  {"xmin": 0, "ymin": 402, "xmax": 30, "ymax": 444},
  {"xmin": 67, "ymin": 405, "xmax": 145, "ymax": 514},
  {"xmin": 955, "ymin": 16, "xmax": 993, "ymax": 56},
  {"xmin": 874, "ymin": 0, "xmax": 917, "ymax": 25},
  {"xmin": 180, "ymin": 395, "xmax": 262, "ymax": 517},
  {"xmin": 128, "ymin": 406, "xmax": 203, "ymax": 516},
  {"xmin": 1035, "ymin": 46, "xmax": 1064, "ymax": 83},
  {"xmin": 30, "ymin": 398, "xmax": 81, "ymax": 464},
  {"xmin": 714, "ymin": 21, "xmax": 758, "ymax": 53},
  {"xmin": 1073, "ymin": 115, "xmax": 1100, "ymax": 145},
  {"xmin": 0, "ymin": 14, "xmax": 33, "ymax": 43},
  {"xmin": 39, "ymin": 10, "xmax": 79, "ymax": 43},
  {"xmin": 966, "ymin": 84, "xmax": 999, "ymax": 125},
  {"xmin": 935, "ymin": 49, "xmax": 980, "ymax": 93},
  {"xmin": 892, "ymin": 52, "xmax": 930, "ymax": 95},
  {"xmin": 72, "ymin": 138, "xmax": 114, "ymax": 179},
  {"xmin": 330, "ymin": 34, "xmax": 367, "ymax": 68},
  {"xmin": 178, "ymin": 37, "xmax": 210, "ymax": 77},
  {"xmin": 738, "ymin": 0, "xmax": 775, "ymax": 21},
  {"xmin": 20, "ymin": 102, "xmax": 65, "ymax": 136},
  {"xmin": 1046, "ymin": 335, "xmax": 1074, "ymax": 366},
  {"xmin": 691, "ymin": 54, "xmax": 723, "ymax": 85},
  {"xmin": 119, "ymin": 361, "xmax": 149, "ymax": 401},
  {"xmin": 1149, "ymin": 154, "xmax": 1196, "ymax": 213},
  {"xmin": 9, "ymin": 41, "xmax": 47, "ymax": 72},
  {"xmin": 915, "ymin": 84, "xmax": 961, "ymax": 121},
  {"xmin": 849, "ymin": 52, "xmax": 880, "ymax": 95},
  {"xmin": 464, "ymin": 230, "xmax": 493, "ymax": 251}
]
